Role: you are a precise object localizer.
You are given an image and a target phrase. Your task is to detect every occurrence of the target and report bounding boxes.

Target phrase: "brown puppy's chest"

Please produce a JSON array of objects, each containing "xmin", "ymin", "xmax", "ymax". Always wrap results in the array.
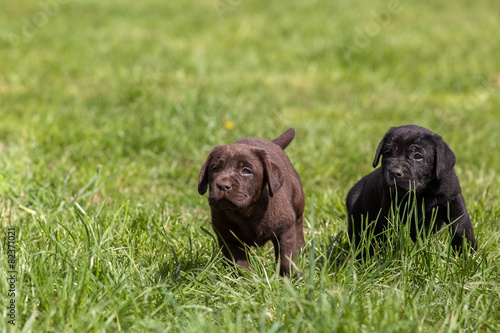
[{"xmin": 212, "ymin": 209, "xmax": 273, "ymax": 247}]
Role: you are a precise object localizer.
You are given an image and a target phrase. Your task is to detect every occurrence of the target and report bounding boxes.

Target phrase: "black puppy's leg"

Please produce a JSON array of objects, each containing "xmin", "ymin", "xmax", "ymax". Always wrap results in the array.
[
  {"xmin": 444, "ymin": 195, "xmax": 477, "ymax": 252},
  {"xmin": 347, "ymin": 214, "xmax": 363, "ymax": 249},
  {"xmin": 348, "ymin": 213, "xmax": 374, "ymax": 260}
]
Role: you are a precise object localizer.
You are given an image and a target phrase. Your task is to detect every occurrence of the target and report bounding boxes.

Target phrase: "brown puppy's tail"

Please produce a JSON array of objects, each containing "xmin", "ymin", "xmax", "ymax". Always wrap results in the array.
[{"xmin": 272, "ymin": 128, "xmax": 295, "ymax": 150}]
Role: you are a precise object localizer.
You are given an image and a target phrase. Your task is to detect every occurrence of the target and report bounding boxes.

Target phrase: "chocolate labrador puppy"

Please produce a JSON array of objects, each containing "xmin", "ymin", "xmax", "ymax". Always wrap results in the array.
[
  {"xmin": 198, "ymin": 128, "xmax": 305, "ymax": 276},
  {"xmin": 346, "ymin": 125, "xmax": 476, "ymax": 253}
]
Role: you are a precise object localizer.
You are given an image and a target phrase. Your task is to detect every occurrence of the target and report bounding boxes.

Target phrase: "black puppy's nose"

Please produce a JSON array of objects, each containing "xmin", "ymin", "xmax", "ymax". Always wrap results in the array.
[
  {"xmin": 389, "ymin": 168, "xmax": 404, "ymax": 179},
  {"xmin": 216, "ymin": 180, "xmax": 232, "ymax": 191}
]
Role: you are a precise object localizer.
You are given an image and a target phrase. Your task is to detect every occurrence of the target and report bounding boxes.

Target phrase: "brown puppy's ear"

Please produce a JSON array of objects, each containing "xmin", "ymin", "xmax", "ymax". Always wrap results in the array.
[
  {"xmin": 434, "ymin": 137, "xmax": 456, "ymax": 179},
  {"xmin": 373, "ymin": 131, "xmax": 391, "ymax": 168},
  {"xmin": 254, "ymin": 148, "xmax": 284, "ymax": 197},
  {"xmin": 198, "ymin": 146, "xmax": 220, "ymax": 195},
  {"xmin": 198, "ymin": 155, "xmax": 211, "ymax": 195}
]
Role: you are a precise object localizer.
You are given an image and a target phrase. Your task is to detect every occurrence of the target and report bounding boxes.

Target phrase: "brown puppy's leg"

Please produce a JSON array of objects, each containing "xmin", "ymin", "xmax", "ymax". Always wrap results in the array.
[
  {"xmin": 272, "ymin": 228, "xmax": 298, "ymax": 276},
  {"xmin": 295, "ymin": 215, "xmax": 306, "ymax": 250},
  {"xmin": 216, "ymin": 234, "xmax": 250, "ymax": 270}
]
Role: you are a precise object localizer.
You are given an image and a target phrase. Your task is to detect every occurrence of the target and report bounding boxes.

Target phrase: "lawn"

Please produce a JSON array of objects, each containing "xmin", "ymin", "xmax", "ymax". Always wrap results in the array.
[{"xmin": 1, "ymin": 0, "xmax": 500, "ymax": 331}]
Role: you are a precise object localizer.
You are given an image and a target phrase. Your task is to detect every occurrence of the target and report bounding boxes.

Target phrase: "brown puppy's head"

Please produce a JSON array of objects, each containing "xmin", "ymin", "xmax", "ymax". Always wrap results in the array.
[
  {"xmin": 198, "ymin": 144, "xmax": 284, "ymax": 212},
  {"xmin": 372, "ymin": 125, "xmax": 456, "ymax": 193}
]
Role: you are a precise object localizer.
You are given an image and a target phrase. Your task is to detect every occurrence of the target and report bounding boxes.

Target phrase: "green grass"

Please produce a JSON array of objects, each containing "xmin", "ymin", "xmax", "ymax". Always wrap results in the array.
[{"xmin": 1, "ymin": 0, "xmax": 500, "ymax": 331}]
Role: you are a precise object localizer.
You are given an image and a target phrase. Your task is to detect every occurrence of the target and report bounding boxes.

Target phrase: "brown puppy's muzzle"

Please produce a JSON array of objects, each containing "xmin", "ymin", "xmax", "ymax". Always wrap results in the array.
[
  {"xmin": 216, "ymin": 178, "xmax": 233, "ymax": 192},
  {"xmin": 209, "ymin": 174, "xmax": 246, "ymax": 209}
]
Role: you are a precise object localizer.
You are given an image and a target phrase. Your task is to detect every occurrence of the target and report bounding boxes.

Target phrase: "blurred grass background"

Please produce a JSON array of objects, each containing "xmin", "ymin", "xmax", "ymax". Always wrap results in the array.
[{"xmin": 1, "ymin": 0, "xmax": 499, "ymax": 331}]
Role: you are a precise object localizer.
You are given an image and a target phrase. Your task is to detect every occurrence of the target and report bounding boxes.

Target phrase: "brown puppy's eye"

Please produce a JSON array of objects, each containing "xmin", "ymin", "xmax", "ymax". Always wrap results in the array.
[
  {"xmin": 414, "ymin": 153, "xmax": 423, "ymax": 160},
  {"xmin": 211, "ymin": 166, "xmax": 220, "ymax": 173},
  {"xmin": 242, "ymin": 168, "xmax": 252, "ymax": 175}
]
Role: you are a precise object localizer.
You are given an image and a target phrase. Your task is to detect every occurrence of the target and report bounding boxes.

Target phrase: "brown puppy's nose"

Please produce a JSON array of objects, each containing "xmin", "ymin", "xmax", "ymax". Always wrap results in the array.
[
  {"xmin": 216, "ymin": 180, "xmax": 232, "ymax": 191},
  {"xmin": 389, "ymin": 167, "xmax": 404, "ymax": 179}
]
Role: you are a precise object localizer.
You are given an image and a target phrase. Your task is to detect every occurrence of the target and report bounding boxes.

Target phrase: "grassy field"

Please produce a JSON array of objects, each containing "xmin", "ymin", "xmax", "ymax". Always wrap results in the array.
[{"xmin": 1, "ymin": 0, "xmax": 500, "ymax": 331}]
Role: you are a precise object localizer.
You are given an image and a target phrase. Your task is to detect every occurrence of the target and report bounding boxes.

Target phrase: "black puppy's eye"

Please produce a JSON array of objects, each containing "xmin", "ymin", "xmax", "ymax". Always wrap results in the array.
[
  {"xmin": 211, "ymin": 166, "xmax": 220, "ymax": 173},
  {"xmin": 242, "ymin": 168, "xmax": 252, "ymax": 175},
  {"xmin": 414, "ymin": 153, "xmax": 423, "ymax": 160}
]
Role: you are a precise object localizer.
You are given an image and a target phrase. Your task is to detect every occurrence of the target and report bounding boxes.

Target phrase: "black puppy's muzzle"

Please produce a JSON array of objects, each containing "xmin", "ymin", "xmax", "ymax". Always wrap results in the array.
[
  {"xmin": 384, "ymin": 164, "xmax": 412, "ymax": 190},
  {"xmin": 388, "ymin": 166, "xmax": 404, "ymax": 180}
]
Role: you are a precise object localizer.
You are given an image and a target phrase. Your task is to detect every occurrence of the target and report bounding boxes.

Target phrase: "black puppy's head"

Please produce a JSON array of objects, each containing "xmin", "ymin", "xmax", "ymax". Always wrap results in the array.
[{"xmin": 372, "ymin": 125, "xmax": 456, "ymax": 192}]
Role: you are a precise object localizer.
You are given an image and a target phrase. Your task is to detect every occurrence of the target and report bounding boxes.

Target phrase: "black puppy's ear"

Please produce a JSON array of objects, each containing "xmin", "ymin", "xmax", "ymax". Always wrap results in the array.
[
  {"xmin": 372, "ymin": 131, "xmax": 390, "ymax": 168},
  {"xmin": 198, "ymin": 147, "xmax": 220, "ymax": 195},
  {"xmin": 254, "ymin": 148, "xmax": 284, "ymax": 197},
  {"xmin": 434, "ymin": 137, "xmax": 456, "ymax": 179}
]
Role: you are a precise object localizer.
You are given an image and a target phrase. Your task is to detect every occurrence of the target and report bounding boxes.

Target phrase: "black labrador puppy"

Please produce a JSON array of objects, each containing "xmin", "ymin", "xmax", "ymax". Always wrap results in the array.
[{"xmin": 346, "ymin": 125, "xmax": 476, "ymax": 253}]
